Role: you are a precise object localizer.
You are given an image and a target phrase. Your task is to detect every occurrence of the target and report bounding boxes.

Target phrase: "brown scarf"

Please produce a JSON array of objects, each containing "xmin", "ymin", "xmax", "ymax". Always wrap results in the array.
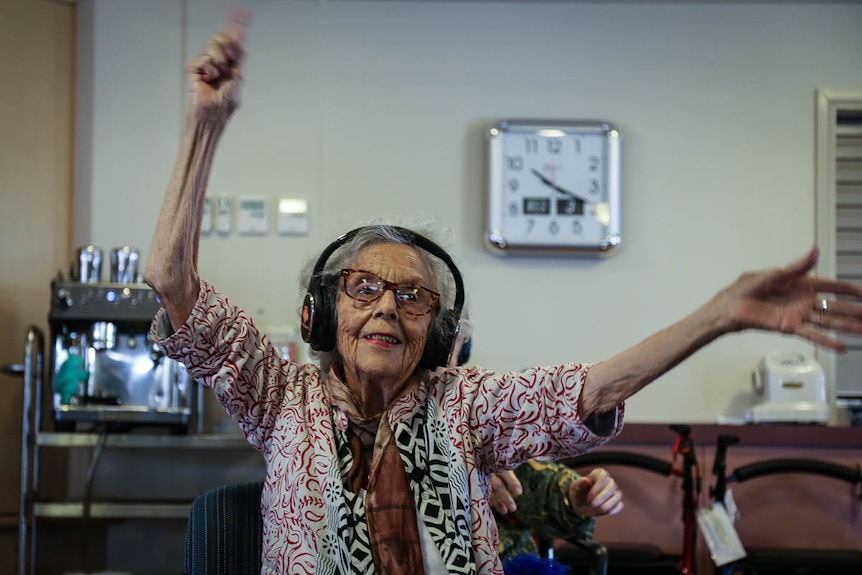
[{"xmin": 326, "ymin": 374, "xmax": 426, "ymax": 575}]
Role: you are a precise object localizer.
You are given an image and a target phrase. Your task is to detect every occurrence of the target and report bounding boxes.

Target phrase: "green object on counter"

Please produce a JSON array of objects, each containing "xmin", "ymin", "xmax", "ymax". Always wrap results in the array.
[{"xmin": 55, "ymin": 355, "xmax": 88, "ymax": 404}]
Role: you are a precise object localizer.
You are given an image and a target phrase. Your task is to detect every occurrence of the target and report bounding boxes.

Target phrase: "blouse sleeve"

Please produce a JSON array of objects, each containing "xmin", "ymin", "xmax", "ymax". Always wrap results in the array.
[
  {"xmin": 151, "ymin": 280, "xmax": 307, "ymax": 451},
  {"xmin": 451, "ymin": 363, "xmax": 624, "ymax": 473}
]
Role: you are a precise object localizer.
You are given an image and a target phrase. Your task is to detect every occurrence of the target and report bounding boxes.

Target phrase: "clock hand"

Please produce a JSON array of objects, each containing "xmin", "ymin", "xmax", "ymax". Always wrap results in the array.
[{"xmin": 530, "ymin": 169, "xmax": 588, "ymax": 203}]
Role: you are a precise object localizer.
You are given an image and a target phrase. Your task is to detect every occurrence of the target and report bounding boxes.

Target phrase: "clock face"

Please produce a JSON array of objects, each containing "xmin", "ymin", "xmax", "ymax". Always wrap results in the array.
[{"xmin": 485, "ymin": 120, "xmax": 621, "ymax": 256}]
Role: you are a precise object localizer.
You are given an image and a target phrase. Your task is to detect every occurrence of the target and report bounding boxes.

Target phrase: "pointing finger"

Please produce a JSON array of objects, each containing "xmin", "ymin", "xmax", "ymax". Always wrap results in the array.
[{"xmin": 226, "ymin": 4, "xmax": 251, "ymax": 42}]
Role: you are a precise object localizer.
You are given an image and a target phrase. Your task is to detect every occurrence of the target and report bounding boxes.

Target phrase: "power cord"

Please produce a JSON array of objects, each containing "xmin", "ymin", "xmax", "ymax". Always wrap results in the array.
[{"xmin": 81, "ymin": 425, "xmax": 108, "ymax": 572}]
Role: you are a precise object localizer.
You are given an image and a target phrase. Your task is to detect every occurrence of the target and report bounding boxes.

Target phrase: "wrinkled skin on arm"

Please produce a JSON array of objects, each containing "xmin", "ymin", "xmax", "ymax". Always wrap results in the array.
[{"xmin": 144, "ymin": 7, "xmax": 249, "ymax": 330}]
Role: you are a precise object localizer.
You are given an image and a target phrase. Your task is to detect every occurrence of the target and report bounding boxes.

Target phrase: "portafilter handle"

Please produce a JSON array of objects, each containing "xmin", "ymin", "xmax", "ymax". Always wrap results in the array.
[
  {"xmin": 110, "ymin": 246, "xmax": 140, "ymax": 283},
  {"xmin": 76, "ymin": 246, "xmax": 103, "ymax": 283}
]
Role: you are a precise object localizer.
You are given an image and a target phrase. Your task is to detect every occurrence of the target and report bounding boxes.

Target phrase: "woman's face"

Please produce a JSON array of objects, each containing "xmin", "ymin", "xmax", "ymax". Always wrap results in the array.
[{"xmin": 335, "ymin": 242, "xmax": 435, "ymax": 388}]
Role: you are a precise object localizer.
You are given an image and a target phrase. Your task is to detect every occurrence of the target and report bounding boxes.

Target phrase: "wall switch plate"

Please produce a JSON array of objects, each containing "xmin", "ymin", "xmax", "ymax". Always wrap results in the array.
[
  {"xmin": 201, "ymin": 197, "xmax": 213, "ymax": 235},
  {"xmin": 278, "ymin": 199, "xmax": 309, "ymax": 236},
  {"xmin": 238, "ymin": 197, "xmax": 269, "ymax": 236},
  {"xmin": 215, "ymin": 196, "xmax": 232, "ymax": 235}
]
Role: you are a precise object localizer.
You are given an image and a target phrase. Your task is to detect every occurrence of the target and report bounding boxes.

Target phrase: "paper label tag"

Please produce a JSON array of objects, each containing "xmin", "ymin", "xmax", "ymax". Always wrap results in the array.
[
  {"xmin": 723, "ymin": 487, "xmax": 740, "ymax": 523},
  {"xmin": 696, "ymin": 503, "xmax": 747, "ymax": 566}
]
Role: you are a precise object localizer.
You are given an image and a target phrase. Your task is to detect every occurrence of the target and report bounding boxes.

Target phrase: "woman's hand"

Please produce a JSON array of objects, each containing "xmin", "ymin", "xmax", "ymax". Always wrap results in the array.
[
  {"xmin": 719, "ymin": 246, "xmax": 862, "ymax": 351},
  {"xmin": 567, "ymin": 468, "xmax": 623, "ymax": 518},
  {"xmin": 187, "ymin": 6, "xmax": 249, "ymax": 122},
  {"xmin": 489, "ymin": 470, "xmax": 522, "ymax": 515}
]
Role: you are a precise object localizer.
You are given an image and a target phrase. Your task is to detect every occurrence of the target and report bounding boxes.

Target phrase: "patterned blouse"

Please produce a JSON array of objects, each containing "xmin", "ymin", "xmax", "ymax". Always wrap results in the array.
[{"xmin": 153, "ymin": 280, "xmax": 624, "ymax": 575}]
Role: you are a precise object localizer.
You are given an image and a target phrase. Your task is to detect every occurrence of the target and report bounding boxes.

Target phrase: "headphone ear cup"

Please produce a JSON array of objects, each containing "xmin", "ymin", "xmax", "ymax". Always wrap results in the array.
[
  {"xmin": 420, "ymin": 310, "xmax": 460, "ymax": 369},
  {"xmin": 456, "ymin": 336, "xmax": 472, "ymax": 367},
  {"xmin": 300, "ymin": 292, "xmax": 316, "ymax": 344},
  {"xmin": 301, "ymin": 283, "xmax": 337, "ymax": 352}
]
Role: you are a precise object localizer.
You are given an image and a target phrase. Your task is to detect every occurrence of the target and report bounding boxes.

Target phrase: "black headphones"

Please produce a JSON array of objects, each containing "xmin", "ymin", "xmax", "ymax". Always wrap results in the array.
[{"xmin": 300, "ymin": 226, "xmax": 465, "ymax": 369}]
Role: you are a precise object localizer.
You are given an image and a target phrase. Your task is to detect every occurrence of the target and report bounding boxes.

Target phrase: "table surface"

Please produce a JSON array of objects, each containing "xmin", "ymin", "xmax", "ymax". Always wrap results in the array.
[{"xmin": 611, "ymin": 421, "xmax": 862, "ymax": 448}]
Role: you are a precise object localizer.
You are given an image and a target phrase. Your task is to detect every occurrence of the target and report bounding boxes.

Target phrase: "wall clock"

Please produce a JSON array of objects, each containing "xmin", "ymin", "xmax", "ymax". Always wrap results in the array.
[{"xmin": 485, "ymin": 119, "xmax": 622, "ymax": 256}]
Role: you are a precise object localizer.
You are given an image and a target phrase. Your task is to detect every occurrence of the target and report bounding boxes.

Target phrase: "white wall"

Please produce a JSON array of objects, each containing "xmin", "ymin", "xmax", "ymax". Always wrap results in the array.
[{"xmin": 76, "ymin": 0, "xmax": 862, "ymax": 423}]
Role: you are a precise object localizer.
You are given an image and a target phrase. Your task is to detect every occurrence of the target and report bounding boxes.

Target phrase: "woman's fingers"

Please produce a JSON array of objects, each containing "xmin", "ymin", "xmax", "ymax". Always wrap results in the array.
[
  {"xmin": 489, "ymin": 472, "xmax": 519, "ymax": 515},
  {"xmin": 571, "ymin": 469, "xmax": 624, "ymax": 517},
  {"xmin": 226, "ymin": 4, "xmax": 251, "ymax": 42}
]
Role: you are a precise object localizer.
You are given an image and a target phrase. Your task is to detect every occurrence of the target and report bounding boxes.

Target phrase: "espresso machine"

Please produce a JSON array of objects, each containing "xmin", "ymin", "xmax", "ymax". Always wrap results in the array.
[{"xmin": 47, "ymin": 246, "xmax": 193, "ymax": 432}]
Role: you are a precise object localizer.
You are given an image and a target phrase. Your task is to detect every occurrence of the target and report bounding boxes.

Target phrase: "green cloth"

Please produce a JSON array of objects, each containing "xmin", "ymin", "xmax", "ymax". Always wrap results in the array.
[
  {"xmin": 496, "ymin": 459, "xmax": 596, "ymax": 562},
  {"xmin": 54, "ymin": 355, "xmax": 88, "ymax": 404}
]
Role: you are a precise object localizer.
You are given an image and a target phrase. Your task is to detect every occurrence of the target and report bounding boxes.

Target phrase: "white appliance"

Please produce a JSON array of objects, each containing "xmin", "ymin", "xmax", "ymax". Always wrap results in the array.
[{"xmin": 746, "ymin": 351, "xmax": 831, "ymax": 424}]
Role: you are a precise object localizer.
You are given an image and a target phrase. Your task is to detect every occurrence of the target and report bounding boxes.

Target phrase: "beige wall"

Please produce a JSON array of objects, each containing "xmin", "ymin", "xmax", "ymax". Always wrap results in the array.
[
  {"xmin": 81, "ymin": 0, "xmax": 862, "ymax": 425},
  {"xmin": 0, "ymin": 0, "xmax": 75, "ymax": 571}
]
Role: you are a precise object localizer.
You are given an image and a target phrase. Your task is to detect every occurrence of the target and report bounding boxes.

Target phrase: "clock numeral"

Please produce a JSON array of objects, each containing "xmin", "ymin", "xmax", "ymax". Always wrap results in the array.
[
  {"xmin": 509, "ymin": 202, "xmax": 519, "ymax": 217},
  {"xmin": 573, "ymin": 138, "xmax": 582, "ymax": 154},
  {"xmin": 523, "ymin": 197, "xmax": 551, "ymax": 215},
  {"xmin": 505, "ymin": 155, "xmax": 524, "ymax": 171},
  {"xmin": 588, "ymin": 155, "xmax": 600, "ymax": 172},
  {"xmin": 557, "ymin": 197, "xmax": 584, "ymax": 216},
  {"xmin": 524, "ymin": 138, "xmax": 538, "ymax": 154},
  {"xmin": 573, "ymin": 220, "xmax": 583, "ymax": 235},
  {"xmin": 507, "ymin": 178, "xmax": 520, "ymax": 192},
  {"xmin": 549, "ymin": 220, "xmax": 559, "ymax": 235},
  {"xmin": 589, "ymin": 179, "xmax": 600, "ymax": 194},
  {"xmin": 546, "ymin": 138, "xmax": 562, "ymax": 155},
  {"xmin": 526, "ymin": 219, "xmax": 535, "ymax": 233}
]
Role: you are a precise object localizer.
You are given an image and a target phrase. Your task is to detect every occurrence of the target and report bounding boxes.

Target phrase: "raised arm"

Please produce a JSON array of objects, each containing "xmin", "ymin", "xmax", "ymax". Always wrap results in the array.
[
  {"xmin": 579, "ymin": 247, "xmax": 862, "ymax": 417},
  {"xmin": 144, "ymin": 9, "xmax": 249, "ymax": 330}
]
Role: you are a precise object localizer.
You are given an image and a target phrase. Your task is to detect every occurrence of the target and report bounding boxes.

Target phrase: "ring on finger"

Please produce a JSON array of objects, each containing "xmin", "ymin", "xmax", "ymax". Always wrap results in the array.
[{"xmin": 817, "ymin": 298, "xmax": 829, "ymax": 328}]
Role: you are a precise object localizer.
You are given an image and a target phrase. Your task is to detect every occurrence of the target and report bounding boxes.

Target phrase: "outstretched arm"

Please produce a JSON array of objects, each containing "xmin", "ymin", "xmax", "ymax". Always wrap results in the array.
[
  {"xmin": 144, "ymin": 9, "xmax": 249, "ymax": 330},
  {"xmin": 579, "ymin": 247, "xmax": 862, "ymax": 418}
]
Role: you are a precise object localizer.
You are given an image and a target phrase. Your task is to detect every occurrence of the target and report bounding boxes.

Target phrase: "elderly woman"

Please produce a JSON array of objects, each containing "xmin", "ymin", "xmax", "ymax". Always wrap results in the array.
[{"xmin": 145, "ymin": 14, "xmax": 862, "ymax": 575}]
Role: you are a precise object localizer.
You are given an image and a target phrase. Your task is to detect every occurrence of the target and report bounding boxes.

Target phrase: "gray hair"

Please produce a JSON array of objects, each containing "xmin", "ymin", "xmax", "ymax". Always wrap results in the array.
[{"xmin": 298, "ymin": 221, "xmax": 470, "ymax": 373}]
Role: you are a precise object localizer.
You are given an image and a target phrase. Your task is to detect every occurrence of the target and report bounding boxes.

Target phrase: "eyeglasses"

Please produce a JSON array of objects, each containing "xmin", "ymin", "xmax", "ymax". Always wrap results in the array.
[{"xmin": 340, "ymin": 269, "xmax": 440, "ymax": 317}]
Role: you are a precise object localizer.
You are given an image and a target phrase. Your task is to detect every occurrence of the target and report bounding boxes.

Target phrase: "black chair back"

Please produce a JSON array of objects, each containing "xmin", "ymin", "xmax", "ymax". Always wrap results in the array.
[{"xmin": 185, "ymin": 481, "xmax": 264, "ymax": 575}]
